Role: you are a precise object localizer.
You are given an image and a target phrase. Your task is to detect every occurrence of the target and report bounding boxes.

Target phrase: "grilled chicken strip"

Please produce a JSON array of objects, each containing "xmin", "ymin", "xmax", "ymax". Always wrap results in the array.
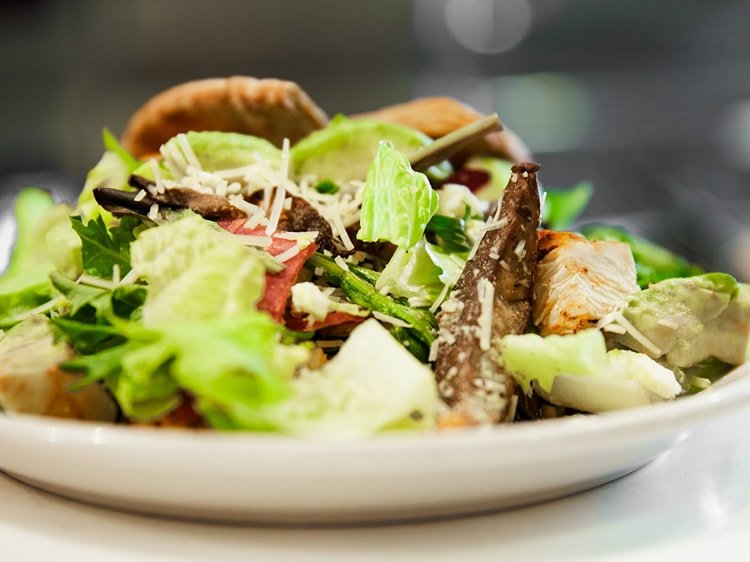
[{"xmin": 434, "ymin": 162, "xmax": 541, "ymax": 424}]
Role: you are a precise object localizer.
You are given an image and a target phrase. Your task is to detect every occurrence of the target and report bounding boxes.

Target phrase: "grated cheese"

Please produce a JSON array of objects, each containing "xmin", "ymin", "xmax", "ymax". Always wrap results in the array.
[
  {"xmin": 233, "ymin": 234, "xmax": 273, "ymax": 248},
  {"xmin": 429, "ymin": 283, "xmax": 451, "ymax": 313},
  {"xmin": 177, "ymin": 133, "xmax": 202, "ymax": 170},
  {"xmin": 477, "ymin": 278, "xmax": 494, "ymax": 351},
  {"xmin": 118, "ymin": 268, "xmax": 139, "ymax": 286},
  {"xmin": 148, "ymin": 203, "xmax": 159, "ymax": 221},
  {"xmin": 77, "ymin": 274, "xmax": 118, "ymax": 290},
  {"xmin": 112, "ymin": 264, "xmax": 121, "ymax": 285},
  {"xmin": 274, "ymin": 244, "xmax": 301, "ymax": 264},
  {"xmin": 372, "ymin": 311, "xmax": 412, "ymax": 328},
  {"xmin": 149, "ymin": 159, "xmax": 165, "ymax": 194},
  {"xmin": 133, "ymin": 189, "xmax": 146, "ymax": 202}
]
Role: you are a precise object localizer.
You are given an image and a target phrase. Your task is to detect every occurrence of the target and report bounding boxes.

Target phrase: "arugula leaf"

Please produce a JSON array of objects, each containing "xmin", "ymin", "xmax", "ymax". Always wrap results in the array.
[
  {"xmin": 425, "ymin": 214, "xmax": 472, "ymax": 253},
  {"xmin": 70, "ymin": 215, "xmax": 140, "ymax": 279}
]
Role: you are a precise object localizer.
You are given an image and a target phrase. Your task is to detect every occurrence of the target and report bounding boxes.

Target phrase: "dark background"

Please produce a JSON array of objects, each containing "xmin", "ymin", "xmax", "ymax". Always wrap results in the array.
[{"xmin": 1, "ymin": 0, "xmax": 749, "ymax": 278}]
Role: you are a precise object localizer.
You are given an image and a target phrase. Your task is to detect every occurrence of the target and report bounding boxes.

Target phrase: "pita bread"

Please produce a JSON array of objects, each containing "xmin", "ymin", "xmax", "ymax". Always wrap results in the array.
[
  {"xmin": 121, "ymin": 76, "xmax": 329, "ymax": 158},
  {"xmin": 353, "ymin": 97, "xmax": 532, "ymax": 164}
]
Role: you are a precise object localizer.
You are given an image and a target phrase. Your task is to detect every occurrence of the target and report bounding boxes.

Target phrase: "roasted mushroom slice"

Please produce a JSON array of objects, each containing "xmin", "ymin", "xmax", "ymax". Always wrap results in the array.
[
  {"xmin": 434, "ymin": 163, "xmax": 541, "ymax": 424},
  {"xmin": 121, "ymin": 76, "xmax": 329, "ymax": 158},
  {"xmin": 93, "ymin": 174, "xmax": 245, "ymax": 222}
]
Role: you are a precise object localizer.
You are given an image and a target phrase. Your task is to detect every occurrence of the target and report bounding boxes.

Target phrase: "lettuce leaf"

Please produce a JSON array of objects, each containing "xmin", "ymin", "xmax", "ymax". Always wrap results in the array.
[
  {"xmin": 357, "ymin": 141, "xmax": 439, "ymax": 248},
  {"xmin": 291, "ymin": 115, "xmax": 451, "ymax": 182},
  {"xmin": 60, "ymin": 313, "xmax": 308, "ymax": 422},
  {"xmin": 130, "ymin": 214, "xmax": 266, "ymax": 324},
  {"xmin": 0, "ymin": 188, "xmax": 57, "ymax": 294},
  {"xmin": 202, "ymin": 320, "xmax": 437, "ymax": 437},
  {"xmin": 498, "ymin": 329, "xmax": 682, "ymax": 412},
  {"xmin": 375, "ymin": 239, "xmax": 466, "ymax": 305}
]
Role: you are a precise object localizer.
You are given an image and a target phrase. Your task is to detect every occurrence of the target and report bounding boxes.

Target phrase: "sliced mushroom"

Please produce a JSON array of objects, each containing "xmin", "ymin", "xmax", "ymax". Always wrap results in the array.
[
  {"xmin": 93, "ymin": 174, "xmax": 245, "ymax": 222},
  {"xmin": 433, "ymin": 163, "xmax": 541, "ymax": 425}
]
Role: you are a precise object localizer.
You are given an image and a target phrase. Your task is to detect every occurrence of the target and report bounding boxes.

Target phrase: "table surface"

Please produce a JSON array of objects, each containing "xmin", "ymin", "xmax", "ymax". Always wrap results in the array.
[{"xmin": 1, "ymin": 410, "xmax": 749, "ymax": 562}]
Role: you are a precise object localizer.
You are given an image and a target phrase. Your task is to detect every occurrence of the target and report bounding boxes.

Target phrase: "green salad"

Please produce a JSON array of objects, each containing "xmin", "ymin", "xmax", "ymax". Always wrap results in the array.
[{"xmin": 0, "ymin": 114, "xmax": 747, "ymax": 438}]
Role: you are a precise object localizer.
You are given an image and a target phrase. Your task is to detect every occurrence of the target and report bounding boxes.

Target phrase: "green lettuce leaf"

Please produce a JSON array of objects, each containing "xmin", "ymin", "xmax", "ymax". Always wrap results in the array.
[
  {"xmin": 202, "ymin": 319, "xmax": 437, "ymax": 437},
  {"xmin": 375, "ymin": 239, "xmax": 466, "ymax": 305},
  {"xmin": 500, "ymin": 329, "xmax": 609, "ymax": 394},
  {"xmin": 616, "ymin": 273, "xmax": 749, "ymax": 368},
  {"xmin": 0, "ymin": 283, "xmax": 54, "ymax": 330},
  {"xmin": 76, "ymin": 156, "xmax": 130, "ymax": 223},
  {"xmin": 60, "ymin": 313, "xmax": 307, "ymax": 422},
  {"xmin": 129, "ymin": 214, "xmax": 266, "ymax": 324},
  {"xmin": 102, "ymin": 128, "xmax": 141, "ymax": 173},
  {"xmin": 357, "ymin": 141, "xmax": 439, "ymax": 248},
  {"xmin": 498, "ymin": 329, "xmax": 682, "ymax": 412},
  {"xmin": 291, "ymin": 115, "xmax": 451, "ymax": 182},
  {"xmin": 134, "ymin": 131, "xmax": 282, "ymax": 181},
  {"xmin": 0, "ymin": 188, "xmax": 57, "ymax": 293}
]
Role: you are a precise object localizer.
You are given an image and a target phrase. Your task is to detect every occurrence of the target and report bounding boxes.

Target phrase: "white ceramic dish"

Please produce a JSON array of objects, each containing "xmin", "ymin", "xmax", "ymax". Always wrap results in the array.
[{"xmin": 0, "ymin": 362, "xmax": 748, "ymax": 524}]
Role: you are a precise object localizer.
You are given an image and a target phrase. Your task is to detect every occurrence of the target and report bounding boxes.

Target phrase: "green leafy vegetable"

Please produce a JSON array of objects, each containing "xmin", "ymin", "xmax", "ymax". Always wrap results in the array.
[
  {"xmin": 0, "ymin": 188, "xmax": 57, "ymax": 293},
  {"xmin": 0, "ymin": 283, "xmax": 54, "ymax": 330},
  {"xmin": 357, "ymin": 141, "xmax": 439, "ymax": 249},
  {"xmin": 70, "ymin": 215, "xmax": 140, "ymax": 279},
  {"xmin": 102, "ymin": 128, "xmax": 141, "ymax": 173},
  {"xmin": 425, "ymin": 215, "xmax": 472, "ymax": 253},
  {"xmin": 314, "ymin": 179, "xmax": 339, "ymax": 194},
  {"xmin": 129, "ymin": 214, "xmax": 266, "ymax": 324},
  {"xmin": 76, "ymin": 143, "xmax": 133, "ymax": 222},
  {"xmin": 500, "ymin": 329, "xmax": 608, "ymax": 394},
  {"xmin": 616, "ymin": 273, "xmax": 749, "ymax": 368},
  {"xmin": 498, "ymin": 329, "xmax": 682, "ymax": 412},
  {"xmin": 160, "ymin": 131, "xmax": 281, "ymax": 175},
  {"xmin": 542, "ymin": 182, "xmax": 593, "ymax": 230},
  {"xmin": 581, "ymin": 224, "xmax": 702, "ymax": 288},
  {"xmin": 291, "ymin": 115, "xmax": 452, "ymax": 182},
  {"xmin": 375, "ymin": 239, "xmax": 466, "ymax": 306},
  {"xmin": 60, "ymin": 313, "xmax": 308, "ymax": 422},
  {"xmin": 199, "ymin": 320, "xmax": 437, "ymax": 437},
  {"xmin": 308, "ymin": 252, "xmax": 437, "ymax": 348}
]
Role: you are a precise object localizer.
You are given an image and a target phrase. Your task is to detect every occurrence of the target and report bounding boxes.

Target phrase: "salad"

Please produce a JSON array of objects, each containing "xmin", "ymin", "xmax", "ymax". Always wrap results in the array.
[{"xmin": 0, "ymin": 77, "xmax": 748, "ymax": 438}]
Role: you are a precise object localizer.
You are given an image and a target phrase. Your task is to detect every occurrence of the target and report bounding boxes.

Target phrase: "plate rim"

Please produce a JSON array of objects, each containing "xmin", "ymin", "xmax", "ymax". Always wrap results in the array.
[{"xmin": 1, "ymin": 361, "xmax": 748, "ymax": 454}]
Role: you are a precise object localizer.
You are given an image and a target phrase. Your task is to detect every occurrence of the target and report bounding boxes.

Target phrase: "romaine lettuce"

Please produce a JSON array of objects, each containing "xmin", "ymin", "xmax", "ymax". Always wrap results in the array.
[
  {"xmin": 357, "ymin": 141, "xmax": 439, "ymax": 248},
  {"xmin": 130, "ymin": 214, "xmax": 266, "ymax": 324}
]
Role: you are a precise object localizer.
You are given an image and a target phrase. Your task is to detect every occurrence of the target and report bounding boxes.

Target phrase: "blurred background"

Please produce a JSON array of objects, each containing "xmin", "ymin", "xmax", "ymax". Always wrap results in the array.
[{"xmin": 1, "ymin": 0, "xmax": 749, "ymax": 277}]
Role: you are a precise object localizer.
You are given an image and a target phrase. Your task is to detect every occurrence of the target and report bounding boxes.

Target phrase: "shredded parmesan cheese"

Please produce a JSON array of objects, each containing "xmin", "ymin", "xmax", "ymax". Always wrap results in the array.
[
  {"xmin": 274, "ymin": 245, "xmax": 301, "ymax": 264},
  {"xmin": 133, "ymin": 189, "xmax": 146, "ymax": 202},
  {"xmin": 476, "ymin": 278, "xmax": 494, "ymax": 351},
  {"xmin": 372, "ymin": 311, "xmax": 412, "ymax": 328}
]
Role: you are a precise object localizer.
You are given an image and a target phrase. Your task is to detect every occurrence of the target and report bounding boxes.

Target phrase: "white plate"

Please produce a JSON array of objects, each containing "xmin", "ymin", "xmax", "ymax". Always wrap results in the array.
[{"xmin": 0, "ymin": 362, "xmax": 748, "ymax": 524}]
